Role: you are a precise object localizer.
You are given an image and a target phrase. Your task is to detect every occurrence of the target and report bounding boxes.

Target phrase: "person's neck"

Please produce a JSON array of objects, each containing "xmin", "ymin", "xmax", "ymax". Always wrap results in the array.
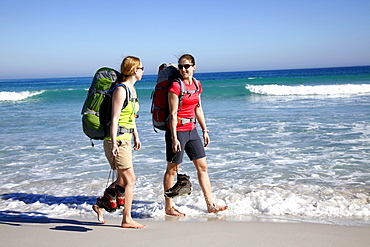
[
  {"xmin": 123, "ymin": 76, "xmax": 136, "ymax": 86},
  {"xmin": 122, "ymin": 77, "xmax": 136, "ymax": 96},
  {"xmin": 182, "ymin": 77, "xmax": 192, "ymax": 85}
]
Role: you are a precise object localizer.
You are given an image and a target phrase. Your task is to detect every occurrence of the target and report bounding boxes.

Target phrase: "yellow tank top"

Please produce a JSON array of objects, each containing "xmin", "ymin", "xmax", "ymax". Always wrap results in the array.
[{"xmin": 104, "ymin": 87, "xmax": 139, "ymax": 141}]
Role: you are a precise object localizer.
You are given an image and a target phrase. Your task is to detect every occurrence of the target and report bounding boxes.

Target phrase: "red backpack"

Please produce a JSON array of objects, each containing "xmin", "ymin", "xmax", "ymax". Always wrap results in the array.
[{"xmin": 151, "ymin": 63, "xmax": 199, "ymax": 132}]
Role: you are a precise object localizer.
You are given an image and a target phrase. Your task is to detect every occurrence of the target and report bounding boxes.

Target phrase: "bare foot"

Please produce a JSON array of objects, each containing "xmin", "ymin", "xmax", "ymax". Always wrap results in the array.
[
  {"xmin": 207, "ymin": 204, "xmax": 228, "ymax": 213},
  {"xmin": 121, "ymin": 220, "xmax": 146, "ymax": 229},
  {"xmin": 165, "ymin": 206, "xmax": 185, "ymax": 216},
  {"xmin": 92, "ymin": 204, "xmax": 106, "ymax": 224}
]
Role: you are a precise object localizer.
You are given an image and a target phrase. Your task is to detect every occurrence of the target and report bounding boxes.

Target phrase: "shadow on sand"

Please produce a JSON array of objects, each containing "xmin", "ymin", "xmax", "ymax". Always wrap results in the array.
[{"xmin": 0, "ymin": 192, "xmax": 155, "ymax": 232}]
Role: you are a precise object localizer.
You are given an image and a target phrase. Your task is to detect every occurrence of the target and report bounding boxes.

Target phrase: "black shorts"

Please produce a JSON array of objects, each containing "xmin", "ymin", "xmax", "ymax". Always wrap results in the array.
[{"xmin": 165, "ymin": 129, "xmax": 206, "ymax": 163}]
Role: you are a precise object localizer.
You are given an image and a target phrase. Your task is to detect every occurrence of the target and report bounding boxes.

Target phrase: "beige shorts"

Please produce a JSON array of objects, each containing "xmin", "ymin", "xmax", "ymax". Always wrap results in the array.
[{"xmin": 103, "ymin": 139, "xmax": 133, "ymax": 170}]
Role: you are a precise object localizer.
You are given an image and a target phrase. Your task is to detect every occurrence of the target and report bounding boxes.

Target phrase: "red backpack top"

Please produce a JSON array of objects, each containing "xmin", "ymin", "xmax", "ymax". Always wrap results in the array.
[{"xmin": 150, "ymin": 63, "xmax": 199, "ymax": 132}]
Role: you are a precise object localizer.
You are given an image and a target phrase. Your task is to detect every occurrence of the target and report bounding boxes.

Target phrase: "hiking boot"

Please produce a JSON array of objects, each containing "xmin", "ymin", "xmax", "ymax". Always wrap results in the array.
[
  {"xmin": 96, "ymin": 188, "xmax": 117, "ymax": 213},
  {"xmin": 96, "ymin": 197, "xmax": 116, "ymax": 213},
  {"xmin": 115, "ymin": 185, "xmax": 125, "ymax": 208},
  {"xmin": 164, "ymin": 173, "xmax": 192, "ymax": 198}
]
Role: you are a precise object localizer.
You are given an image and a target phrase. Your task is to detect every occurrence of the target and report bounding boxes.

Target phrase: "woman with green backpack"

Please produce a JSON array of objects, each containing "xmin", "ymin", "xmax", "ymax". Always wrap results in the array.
[{"xmin": 92, "ymin": 56, "xmax": 145, "ymax": 229}]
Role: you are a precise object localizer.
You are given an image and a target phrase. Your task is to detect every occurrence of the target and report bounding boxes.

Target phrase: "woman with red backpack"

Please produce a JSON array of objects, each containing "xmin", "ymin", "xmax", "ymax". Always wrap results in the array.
[{"xmin": 164, "ymin": 54, "xmax": 228, "ymax": 216}]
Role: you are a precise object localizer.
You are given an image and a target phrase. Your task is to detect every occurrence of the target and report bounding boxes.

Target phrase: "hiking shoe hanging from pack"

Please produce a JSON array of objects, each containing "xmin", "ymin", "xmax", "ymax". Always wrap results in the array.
[
  {"xmin": 96, "ymin": 188, "xmax": 117, "ymax": 213},
  {"xmin": 164, "ymin": 173, "xmax": 192, "ymax": 198},
  {"xmin": 115, "ymin": 185, "xmax": 125, "ymax": 208}
]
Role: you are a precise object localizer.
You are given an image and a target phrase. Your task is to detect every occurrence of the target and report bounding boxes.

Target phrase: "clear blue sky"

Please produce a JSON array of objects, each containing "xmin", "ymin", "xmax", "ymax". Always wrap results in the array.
[{"xmin": 1, "ymin": 0, "xmax": 370, "ymax": 79}]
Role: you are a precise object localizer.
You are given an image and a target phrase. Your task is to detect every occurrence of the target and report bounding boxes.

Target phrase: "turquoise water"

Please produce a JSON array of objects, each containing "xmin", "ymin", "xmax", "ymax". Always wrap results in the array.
[{"xmin": 1, "ymin": 66, "xmax": 370, "ymax": 225}]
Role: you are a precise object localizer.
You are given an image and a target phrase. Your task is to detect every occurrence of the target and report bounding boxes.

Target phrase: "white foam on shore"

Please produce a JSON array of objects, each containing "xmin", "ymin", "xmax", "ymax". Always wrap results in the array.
[{"xmin": 1, "ymin": 180, "xmax": 370, "ymax": 226}]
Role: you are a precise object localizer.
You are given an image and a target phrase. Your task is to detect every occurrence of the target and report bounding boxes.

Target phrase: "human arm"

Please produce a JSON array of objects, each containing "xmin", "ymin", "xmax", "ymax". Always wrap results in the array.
[
  {"xmin": 168, "ymin": 91, "xmax": 181, "ymax": 153},
  {"xmin": 132, "ymin": 122, "xmax": 141, "ymax": 151},
  {"xmin": 110, "ymin": 86, "xmax": 127, "ymax": 156},
  {"xmin": 195, "ymin": 96, "xmax": 210, "ymax": 147}
]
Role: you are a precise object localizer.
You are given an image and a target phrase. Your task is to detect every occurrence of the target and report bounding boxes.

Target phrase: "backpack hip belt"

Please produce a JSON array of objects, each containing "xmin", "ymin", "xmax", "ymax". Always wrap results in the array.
[
  {"xmin": 177, "ymin": 117, "xmax": 196, "ymax": 126},
  {"xmin": 117, "ymin": 125, "xmax": 134, "ymax": 135}
]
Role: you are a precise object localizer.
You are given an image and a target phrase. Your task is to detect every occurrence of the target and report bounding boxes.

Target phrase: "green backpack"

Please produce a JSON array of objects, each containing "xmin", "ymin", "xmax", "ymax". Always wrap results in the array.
[{"xmin": 81, "ymin": 67, "xmax": 128, "ymax": 142}]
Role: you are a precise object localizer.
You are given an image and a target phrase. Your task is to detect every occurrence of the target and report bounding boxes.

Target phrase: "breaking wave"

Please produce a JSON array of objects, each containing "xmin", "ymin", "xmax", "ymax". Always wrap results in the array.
[
  {"xmin": 246, "ymin": 84, "xmax": 370, "ymax": 96},
  {"xmin": 0, "ymin": 91, "xmax": 45, "ymax": 101}
]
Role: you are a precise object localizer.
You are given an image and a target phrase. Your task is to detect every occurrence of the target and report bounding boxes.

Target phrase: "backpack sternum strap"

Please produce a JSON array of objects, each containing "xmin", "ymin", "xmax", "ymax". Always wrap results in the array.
[{"xmin": 181, "ymin": 89, "xmax": 198, "ymax": 95}]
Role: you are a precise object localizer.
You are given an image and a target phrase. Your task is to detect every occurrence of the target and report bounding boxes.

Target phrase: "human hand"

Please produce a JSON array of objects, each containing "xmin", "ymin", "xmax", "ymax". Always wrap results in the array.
[
  {"xmin": 172, "ymin": 139, "xmax": 181, "ymax": 153},
  {"xmin": 134, "ymin": 139, "xmax": 141, "ymax": 151},
  {"xmin": 203, "ymin": 132, "xmax": 210, "ymax": 147},
  {"xmin": 111, "ymin": 144, "xmax": 119, "ymax": 157}
]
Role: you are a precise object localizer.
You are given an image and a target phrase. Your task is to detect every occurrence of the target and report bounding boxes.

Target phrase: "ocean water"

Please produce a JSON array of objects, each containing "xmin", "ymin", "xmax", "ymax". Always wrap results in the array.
[{"xmin": 1, "ymin": 66, "xmax": 370, "ymax": 226}]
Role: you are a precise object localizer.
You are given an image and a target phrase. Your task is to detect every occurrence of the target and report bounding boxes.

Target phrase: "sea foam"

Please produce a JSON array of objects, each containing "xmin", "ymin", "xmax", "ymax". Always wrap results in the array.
[
  {"xmin": 0, "ymin": 91, "xmax": 44, "ymax": 101},
  {"xmin": 246, "ymin": 84, "xmax": 370, "ymax": 96}
]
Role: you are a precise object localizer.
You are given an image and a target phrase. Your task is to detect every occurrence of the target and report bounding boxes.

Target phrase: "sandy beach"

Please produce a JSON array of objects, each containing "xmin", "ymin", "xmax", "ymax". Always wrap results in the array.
[{"xmin": 1, "ymin": 214, "xmax": 370, "ymax": 247}]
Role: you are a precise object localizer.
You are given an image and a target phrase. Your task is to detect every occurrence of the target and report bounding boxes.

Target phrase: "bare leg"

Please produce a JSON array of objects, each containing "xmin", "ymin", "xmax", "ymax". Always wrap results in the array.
[
  {"xmin": 92, "ymin": 204, "xmax": 106, "ymax": 223},
  {"xmin": 107, "ymin": 171, "xmax": 124, "ymax": 188},
  {"xmin": 193, "ymin": 157, "xmax": 228, "ymax": 213},
  {"xmin": 164, "ymin": 162, "xmax": 185, "ymax": 216},
  {"xmin": 117, "ymin": 168, "xmax": 145, "ymax": 229},
  {"xmin": 92, "ymin": 173, "xmax": 123, "ymax": 224}
]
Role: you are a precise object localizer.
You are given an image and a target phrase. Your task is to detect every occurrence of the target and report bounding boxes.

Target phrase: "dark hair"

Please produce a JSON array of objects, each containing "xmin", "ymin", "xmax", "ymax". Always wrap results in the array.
[{"xmin": 178, "ymin": 54, "xmax": 195, "ymax": 65}]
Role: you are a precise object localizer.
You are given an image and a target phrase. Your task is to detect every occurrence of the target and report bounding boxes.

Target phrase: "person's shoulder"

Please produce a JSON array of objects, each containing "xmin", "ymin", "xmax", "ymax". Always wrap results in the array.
[
  {"xmin": 169, "ymin": 80, "xmax": 181, "ymax": 89},
  {"xmin": 115, "ymin": 85, "xmax": 127, "ymax": 92},
  {"xmin": 113, "ymin": 84, "xmax": 129, "ymax": 98},
  {"xmin": 171, "ymin": 78, "xmax": 182, "ymax": 84},
  {"xmin": 168, "ymin": 81, "xmax": 181, "ymax": 96}
]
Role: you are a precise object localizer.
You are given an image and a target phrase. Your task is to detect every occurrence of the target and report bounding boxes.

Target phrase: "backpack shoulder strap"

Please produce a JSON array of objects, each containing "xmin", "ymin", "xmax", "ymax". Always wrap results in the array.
[
  {"xmin": 108, "ymin": 83, "xmax": 130, "ymax": 110},
  {"xmin": 120, "ymin": 84, "xmax": 131, "ymax": 110},
  {"xmin": 193, "ymin": 77, "xmax": 199, "ymax": 91}
]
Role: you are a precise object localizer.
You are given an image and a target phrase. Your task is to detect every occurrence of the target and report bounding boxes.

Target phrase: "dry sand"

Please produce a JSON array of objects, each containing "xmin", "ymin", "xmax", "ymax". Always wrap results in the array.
[{"xmin": 1, "ymin": 215, "xmax": 370, "ymax": 247}]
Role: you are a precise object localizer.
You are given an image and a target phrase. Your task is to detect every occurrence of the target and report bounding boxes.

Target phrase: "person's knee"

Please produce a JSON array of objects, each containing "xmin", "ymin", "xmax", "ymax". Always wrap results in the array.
[
  {"xmin": 125, "ymin": 177, "xmax": 136, "ymax": 189},
  {"xmin": 117, "ymin": 168, "xmax": 136, "ymax": 188},
  {"xmin": 194, "ymin": 159, "xmax": 208, "ymax": 173},
  {"xmin": 197, "ymin": 165, "xmax": 208, "ymax": 173}
]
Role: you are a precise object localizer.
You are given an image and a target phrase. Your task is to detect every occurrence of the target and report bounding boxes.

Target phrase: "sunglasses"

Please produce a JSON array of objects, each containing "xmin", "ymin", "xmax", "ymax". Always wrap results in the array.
[
  {"xmin": 137, "ymin": 67, "xmax": 144, "ymax": 71},
  {"xmin": 178, "ymin": 64, "xmax": 193, "ymax": 70}
]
